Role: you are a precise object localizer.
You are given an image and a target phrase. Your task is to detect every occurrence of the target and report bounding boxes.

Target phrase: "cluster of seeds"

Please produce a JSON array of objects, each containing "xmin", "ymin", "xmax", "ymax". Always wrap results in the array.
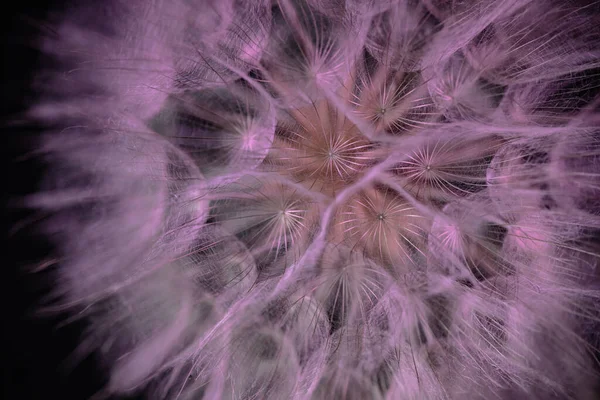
[{"xmin": 29, "ymin": 0, "xmax": 600, "ymax": 399}]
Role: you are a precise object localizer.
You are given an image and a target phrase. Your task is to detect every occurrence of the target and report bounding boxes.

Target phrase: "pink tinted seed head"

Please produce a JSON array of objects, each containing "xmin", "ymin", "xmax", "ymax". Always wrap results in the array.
[{"xmin": 23, "ymin": 0, "xmax": 600, "ymax": 399}]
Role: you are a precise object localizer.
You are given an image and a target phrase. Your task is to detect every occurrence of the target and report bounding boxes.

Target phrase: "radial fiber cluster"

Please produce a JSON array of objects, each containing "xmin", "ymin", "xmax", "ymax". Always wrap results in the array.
[{"xmin": 25, "ymin": 0, "xmax": 600, "ymax": 399}]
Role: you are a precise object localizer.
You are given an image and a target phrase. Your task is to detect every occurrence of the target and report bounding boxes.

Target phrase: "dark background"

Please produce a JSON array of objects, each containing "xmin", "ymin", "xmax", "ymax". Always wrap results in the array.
[{"xmin": 2, "ymin": 1, "xmax": 121, "ymax": 399}]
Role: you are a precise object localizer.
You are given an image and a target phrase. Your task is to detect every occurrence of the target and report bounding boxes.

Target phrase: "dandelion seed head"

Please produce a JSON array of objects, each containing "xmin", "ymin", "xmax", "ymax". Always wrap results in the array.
[{"xmin": 22, "ymin": 0, "xmax": 600, "ymax": 398}]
